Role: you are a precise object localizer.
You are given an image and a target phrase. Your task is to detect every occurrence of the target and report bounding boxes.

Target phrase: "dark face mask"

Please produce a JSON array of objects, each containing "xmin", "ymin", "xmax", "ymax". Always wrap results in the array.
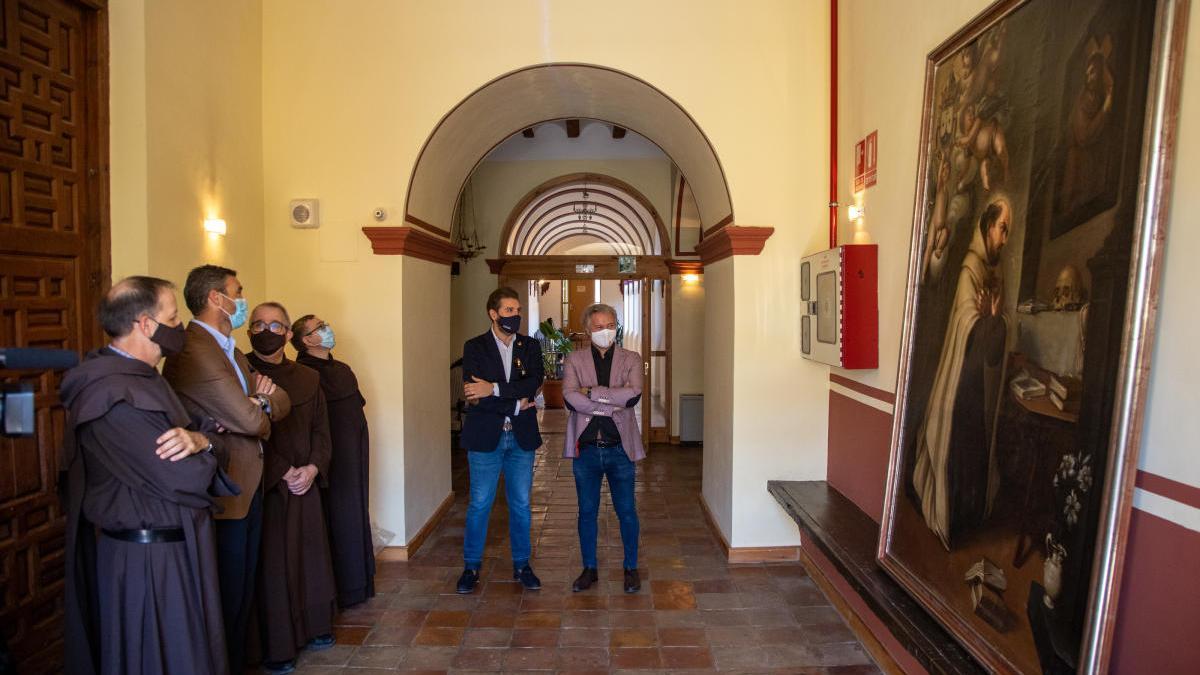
[
  {"xmin": 151, "ymin": 321, "xmax": 187, "ymax": 357},
  {"xmin": 496, "ymin": 314, "xmax": 521, "ymax": 335},
  {"xmin": 251, "ymin": 330, "xmax": 287, "ymax": 355}
]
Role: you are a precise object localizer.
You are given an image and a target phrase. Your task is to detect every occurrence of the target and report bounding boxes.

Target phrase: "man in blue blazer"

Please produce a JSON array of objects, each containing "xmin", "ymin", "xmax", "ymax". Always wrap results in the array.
[{"xmin": 457, "ymin": 287, "xmax": 544, "ymax": 593}]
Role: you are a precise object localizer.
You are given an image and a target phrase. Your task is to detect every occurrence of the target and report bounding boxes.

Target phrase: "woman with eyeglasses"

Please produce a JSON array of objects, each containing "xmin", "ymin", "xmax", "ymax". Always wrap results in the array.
[{"xmin": 291, "ymin": 314, "xmax": 376, "ymax": 609}]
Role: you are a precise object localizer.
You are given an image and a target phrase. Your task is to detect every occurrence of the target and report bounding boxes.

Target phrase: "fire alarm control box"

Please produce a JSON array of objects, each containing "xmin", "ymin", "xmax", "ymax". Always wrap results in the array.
[{"xmin": 800, "ymin": 244, "xmax": 878, "ymax": 369}]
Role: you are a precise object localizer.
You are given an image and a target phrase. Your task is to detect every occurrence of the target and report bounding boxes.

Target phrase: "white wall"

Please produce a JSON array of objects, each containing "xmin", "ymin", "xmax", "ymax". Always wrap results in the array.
[
  {"xmin": 671, "ymin": 276, "xmax": 705, "ymax": 437},
  {"xmin": 702, "ymin": 258, "xmax": 734, "ymax": 538},
  {"xmin": 1139, "ymin": 13, "xmax": 1200, "ymax": 497},
  {"xmin": 402, "ymin": 258, "xmax": 453, "ymax": 537}
]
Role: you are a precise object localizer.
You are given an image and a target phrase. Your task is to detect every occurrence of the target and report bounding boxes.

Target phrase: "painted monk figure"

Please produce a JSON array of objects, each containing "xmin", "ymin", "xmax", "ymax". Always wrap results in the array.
[{"xmin": 913, "ymin": 197, "xmax": 1011, "ymax": 549}]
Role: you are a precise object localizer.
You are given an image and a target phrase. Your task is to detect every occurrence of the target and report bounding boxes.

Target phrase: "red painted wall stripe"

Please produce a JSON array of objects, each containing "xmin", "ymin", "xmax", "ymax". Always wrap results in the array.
[
  {"xmin": 1111, "ymin": 508, "xmax": 1200, "ymax": 673},
  {"xmin": 827, "ymin": 390, "xmax": 893, "ymax": 523},
  {"xmin": 1135, "ymin": 470, "xmax": 1200, "ymax": 511},
  {"xmin": 829, "ymin": 372, "xmax": 895, "ymax": 405}
]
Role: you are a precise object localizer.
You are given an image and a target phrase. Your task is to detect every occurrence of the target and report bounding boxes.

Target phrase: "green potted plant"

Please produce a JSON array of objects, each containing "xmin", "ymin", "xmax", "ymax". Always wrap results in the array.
[{"xmin": 538, "ymin": 319, "xmax": 571, "ymax": 408}]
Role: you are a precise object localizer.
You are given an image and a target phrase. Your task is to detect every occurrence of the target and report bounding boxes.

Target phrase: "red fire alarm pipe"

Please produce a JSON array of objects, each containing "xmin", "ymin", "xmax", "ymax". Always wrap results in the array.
[{"xmin": 829, "ymin": 0, "xmax": 839, "ymax": 250}]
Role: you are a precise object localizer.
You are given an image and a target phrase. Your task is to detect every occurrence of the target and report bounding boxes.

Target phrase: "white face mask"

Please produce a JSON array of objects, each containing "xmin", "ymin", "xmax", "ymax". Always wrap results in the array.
[{"xmin": 590, "ymin": 328, "xmax": 616, "ymax": 349}]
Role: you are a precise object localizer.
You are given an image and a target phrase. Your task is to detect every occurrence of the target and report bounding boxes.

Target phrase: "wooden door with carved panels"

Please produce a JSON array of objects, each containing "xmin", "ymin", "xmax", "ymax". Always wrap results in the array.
[{"xmin": 0, "ymin": 0, "xmax": 108, "ymax": 671}]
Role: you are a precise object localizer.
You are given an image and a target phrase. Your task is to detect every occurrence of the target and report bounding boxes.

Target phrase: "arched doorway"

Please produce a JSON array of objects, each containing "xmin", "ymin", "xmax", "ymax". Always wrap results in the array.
[
  {"xmin": 397, "ymin": 63, "xmax": 726, "ymax": 551},
  {"xmin": 403, "ymin": 63, "xmax": 734, "ymax": 236},
  {"xmin": 501, "ymin": 173, "xmax": 669, "ymax": 257}
]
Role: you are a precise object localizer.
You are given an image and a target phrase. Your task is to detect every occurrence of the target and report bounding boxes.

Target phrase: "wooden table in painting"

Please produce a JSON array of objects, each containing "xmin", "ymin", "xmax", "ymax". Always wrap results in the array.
[{"xmin": 1000, "ymin": 355, "xmax": 1079, "ymax": 568}]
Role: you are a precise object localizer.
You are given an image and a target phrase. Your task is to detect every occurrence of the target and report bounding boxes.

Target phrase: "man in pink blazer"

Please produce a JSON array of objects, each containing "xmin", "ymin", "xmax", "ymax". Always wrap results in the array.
[{"xmin": 562, "ymin": 303, "xmax": 645, "ymax": 594}]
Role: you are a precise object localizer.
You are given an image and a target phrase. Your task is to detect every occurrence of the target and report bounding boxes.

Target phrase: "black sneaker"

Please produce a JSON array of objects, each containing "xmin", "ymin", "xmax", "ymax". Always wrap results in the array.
[
  {"xmin": 623, "ymin": 568, "xmax": 641, "ymax": 594},
  {"xmin": 262, "ymin": 660, "xmax": 296, "ymax": 674},
  {"xmin": 456, "ymin": 568, "xmax": 480, "ymax": 594},
  {"xmin": 572, "ymin": 567, "xmax": 599, "ymax": 592},
  {"xmin": 514, "ymin": 564, "xmax": 542, "ymax": 590}
]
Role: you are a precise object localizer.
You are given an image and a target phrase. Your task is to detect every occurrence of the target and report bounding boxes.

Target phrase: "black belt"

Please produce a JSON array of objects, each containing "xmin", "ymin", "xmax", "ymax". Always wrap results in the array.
[
  {"xmin": 101, "ymin": 527, "xmax": 185, "ymax": 544},
  {"xmin": 582, "ymin": 439, "xmax": 622, "ymax": 449}
]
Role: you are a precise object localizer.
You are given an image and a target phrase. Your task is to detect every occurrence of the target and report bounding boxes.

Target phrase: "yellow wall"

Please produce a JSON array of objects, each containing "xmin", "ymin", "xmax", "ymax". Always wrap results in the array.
[
  {"xmin": 110, "ymin": 0, "xmax": 266, "ymax": 352},
  {"xmin": 108, "ymin": 0, "xmax": 147, "ymax": 281},
  {"xmin": 109, "ymin": 0, "xmax": 1198, "ymax": 552},
  {"xmin": 257, "ymin": 0, "xmax": 832, "ymax": 545}
]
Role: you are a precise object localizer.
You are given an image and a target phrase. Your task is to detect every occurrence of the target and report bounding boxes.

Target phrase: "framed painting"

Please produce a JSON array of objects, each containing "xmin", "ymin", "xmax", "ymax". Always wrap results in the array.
[{"xmin": 878, "ymin": 0, "xmax": 1190, "ymax": 673}]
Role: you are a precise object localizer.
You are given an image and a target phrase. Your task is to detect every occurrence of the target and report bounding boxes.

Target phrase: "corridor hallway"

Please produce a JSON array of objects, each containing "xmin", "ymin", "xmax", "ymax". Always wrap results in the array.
[{"xmin": 302, "ymin": 410, "xmax": 878, "ymax": 673}]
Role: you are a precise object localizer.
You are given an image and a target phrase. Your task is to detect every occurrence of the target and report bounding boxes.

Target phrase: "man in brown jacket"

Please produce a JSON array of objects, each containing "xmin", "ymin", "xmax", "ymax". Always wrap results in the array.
[{"xmin": 163, "ymin": 265, "xmax": 290, "ymax": 674}]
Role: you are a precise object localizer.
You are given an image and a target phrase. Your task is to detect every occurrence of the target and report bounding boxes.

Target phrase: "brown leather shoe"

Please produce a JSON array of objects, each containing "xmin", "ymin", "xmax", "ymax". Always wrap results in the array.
[
  {"xmin": 623, "ymin": 568, "xmax": 641, "ymax": 593},
  {"xmin": 572, "ymin": 567, "xmax": 599, "ymax": 592}
]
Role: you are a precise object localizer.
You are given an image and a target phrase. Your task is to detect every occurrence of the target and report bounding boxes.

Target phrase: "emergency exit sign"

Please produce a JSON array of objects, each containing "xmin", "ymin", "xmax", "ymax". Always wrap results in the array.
[{"xmin": 854, "ymin": 130, "xmax": 878, "ymax": 192}]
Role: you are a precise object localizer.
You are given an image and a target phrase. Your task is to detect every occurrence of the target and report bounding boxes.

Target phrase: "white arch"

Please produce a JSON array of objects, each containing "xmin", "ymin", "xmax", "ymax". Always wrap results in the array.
[
  {"xmin": 507, "ymin": 180, "xmax": 660, "ymax": 256},
  {"xmin": 405, "ymin": 63, "xmax": 733, "ymax": 236}
]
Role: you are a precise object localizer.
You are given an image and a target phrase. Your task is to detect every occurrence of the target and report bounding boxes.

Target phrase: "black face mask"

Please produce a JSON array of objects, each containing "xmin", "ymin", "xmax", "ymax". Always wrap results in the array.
[
  {"xmin": 151, "ymin": 321, "xmax": 187, "ymax": 357},
  {"xmin": 496, "ymin": 314, "xmax": 521, "ymax": 335},
  {"xmin": 250, "ymin": 330, "xmax": 287, "ymax": 356}
]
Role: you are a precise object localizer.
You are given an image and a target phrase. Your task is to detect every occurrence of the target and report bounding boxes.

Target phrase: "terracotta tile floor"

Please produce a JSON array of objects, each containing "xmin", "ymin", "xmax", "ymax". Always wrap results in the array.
[{"xmin": 297, "ymin": 410, "xmax": 878, "ymax": 673}]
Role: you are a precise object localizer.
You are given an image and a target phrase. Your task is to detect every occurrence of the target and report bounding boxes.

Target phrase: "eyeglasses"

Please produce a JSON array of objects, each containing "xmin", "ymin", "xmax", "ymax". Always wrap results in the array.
[
  {"xmin": 304, "ymin": 322, "xmax": 328, "ymax": 337},
  {"xmin": 249, "ymin": 320, "xmax": 288, "ymax": 334}
]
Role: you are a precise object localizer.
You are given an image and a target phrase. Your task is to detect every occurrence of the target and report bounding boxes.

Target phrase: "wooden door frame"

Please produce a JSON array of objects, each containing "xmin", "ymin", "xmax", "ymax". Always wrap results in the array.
[
  {"xmin": 0, "ymin": 1, "xmax": 111, "ymax": 671},
  {"xmin": 498, "ymin": 256, "xmax": 672, "ymax": 444}
]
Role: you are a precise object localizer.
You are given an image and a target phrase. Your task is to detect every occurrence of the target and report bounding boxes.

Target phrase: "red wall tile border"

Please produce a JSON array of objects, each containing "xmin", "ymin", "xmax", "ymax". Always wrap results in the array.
[
  {"xmin": 830, "ymin": 373, "xmax": 895, "ymax": 405},
  {"xmin": 1135, "ymin": 470, "xmax": 1200, "ymax": 511}
]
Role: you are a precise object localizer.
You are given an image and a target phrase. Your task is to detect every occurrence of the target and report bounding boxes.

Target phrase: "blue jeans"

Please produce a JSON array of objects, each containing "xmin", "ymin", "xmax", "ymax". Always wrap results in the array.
[
  {"xmin": 573, "ymin": 443, "xmax": 639, "ymax": 569},
  {"xmin": 463, "ymin": 431, "xmax": 535, "ymax": 570}
]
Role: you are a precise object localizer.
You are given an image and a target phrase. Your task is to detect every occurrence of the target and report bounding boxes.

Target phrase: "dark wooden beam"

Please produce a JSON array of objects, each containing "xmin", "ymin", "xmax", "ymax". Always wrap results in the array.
[
  {"xmin": 611, "ymin": 125, "xmax": 627, "ymax": 139},
  {"xmin": 565, "ymin": 119, "xmax": 580, "ymax": 138}
]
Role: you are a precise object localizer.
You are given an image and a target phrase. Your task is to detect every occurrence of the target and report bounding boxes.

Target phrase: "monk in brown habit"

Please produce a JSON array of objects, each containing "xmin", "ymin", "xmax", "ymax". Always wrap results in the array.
[
  {"xmin": 246, "ymin": 302, "xmax": 337, "ymax": 673},
  {"xmin": 62, "ymin": 276, "xmax": 237, "ymax": 675},
  {"xmin": 293, "ymin": 314, "xmax": 376, "ymax": 608}
]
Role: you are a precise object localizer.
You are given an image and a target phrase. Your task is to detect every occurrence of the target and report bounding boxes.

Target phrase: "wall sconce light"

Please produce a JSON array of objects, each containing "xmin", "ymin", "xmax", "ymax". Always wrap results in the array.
[
  {"xmin": 682, "ymin": 273, "xmax": 701, "ymax": 285},
  {"xmin": 847, "ymin": 204, "xmax": 865, "ymax": 222},
  {"xmin": 204, "ymin": 218, "xmax": 227, "ymax": 236}
]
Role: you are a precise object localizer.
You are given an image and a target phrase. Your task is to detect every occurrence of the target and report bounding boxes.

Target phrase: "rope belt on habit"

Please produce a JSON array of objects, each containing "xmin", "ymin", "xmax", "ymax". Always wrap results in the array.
[{"xmin": 101, "ymin": 527, "xmax": 185, "ymax": 544}]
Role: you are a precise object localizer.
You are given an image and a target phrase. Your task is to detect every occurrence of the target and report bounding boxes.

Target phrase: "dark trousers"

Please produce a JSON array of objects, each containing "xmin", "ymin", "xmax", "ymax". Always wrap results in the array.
[
  {"xmin": 572, "ymin": 443, "xmax": 639, "ymax": 569},
  {"xmin": 215, "ymin": 488, "xmax": 263, "ymax": 672}
]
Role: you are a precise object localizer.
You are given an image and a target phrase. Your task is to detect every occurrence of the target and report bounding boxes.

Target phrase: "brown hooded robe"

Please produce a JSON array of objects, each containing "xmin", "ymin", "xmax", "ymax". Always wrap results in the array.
[{"xmin": 247, "ymin": 354, "xmax": 336, "ymax": 663}]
